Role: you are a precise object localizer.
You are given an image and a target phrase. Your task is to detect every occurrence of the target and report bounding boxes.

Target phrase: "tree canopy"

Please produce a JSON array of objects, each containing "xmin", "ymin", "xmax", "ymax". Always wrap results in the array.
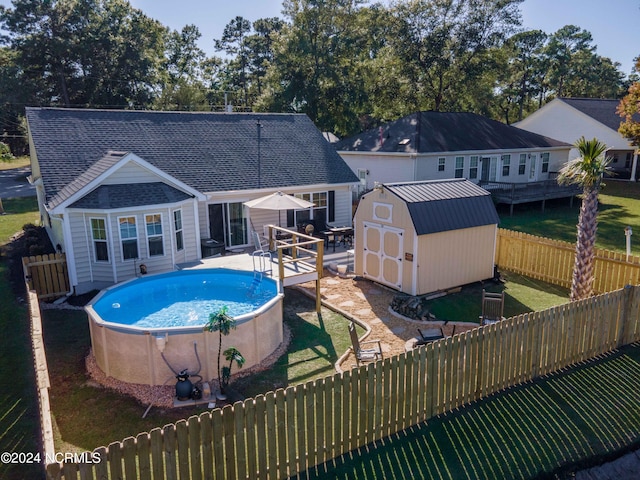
[{"xmin": 0, "ymin": 0, "xmax": 631, "ymax": 152}]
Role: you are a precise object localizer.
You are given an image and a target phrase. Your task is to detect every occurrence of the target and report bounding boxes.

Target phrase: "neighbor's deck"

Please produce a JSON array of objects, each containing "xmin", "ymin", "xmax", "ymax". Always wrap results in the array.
[{"xmin": 479, "ymin": 179, "xmax": 581, "ymax": 215}]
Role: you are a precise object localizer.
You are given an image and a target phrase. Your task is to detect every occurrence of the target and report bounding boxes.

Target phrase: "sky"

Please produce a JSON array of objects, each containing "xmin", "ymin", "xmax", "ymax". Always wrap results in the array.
[{"xmin": 125, "ymin": 0, "xmax": 640, "ymax": 76}]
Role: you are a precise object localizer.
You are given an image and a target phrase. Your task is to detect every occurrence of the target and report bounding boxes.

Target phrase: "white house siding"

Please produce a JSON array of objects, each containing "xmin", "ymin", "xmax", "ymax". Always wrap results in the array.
[
  {"xmin": 101, "ymin": 161, "xmax": 164, "ymax": 185},
  {"xmin": 338, "ymin": 153, "xmax": 416, "ymax": 191},
  {"xmin": 68, "ymin": 199, "xmax": 200, "ymax": 293},
  {"xmin": 415, "ymin": 150, "xmax": 569, "ymax": 184},
  {"xmin": 515, "ymin": 100, "xmax": 631, "ymax": 153},
  {"xmin": 201, "ymin": 185, "xmax": 355, "ymax": 249}
]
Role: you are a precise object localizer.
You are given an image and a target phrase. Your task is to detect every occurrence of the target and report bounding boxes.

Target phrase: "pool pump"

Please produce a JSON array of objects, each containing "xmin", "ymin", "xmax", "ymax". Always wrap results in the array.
[{"xmin": 175, "ymin": 370, "xmax": 193, "ymax": 401}]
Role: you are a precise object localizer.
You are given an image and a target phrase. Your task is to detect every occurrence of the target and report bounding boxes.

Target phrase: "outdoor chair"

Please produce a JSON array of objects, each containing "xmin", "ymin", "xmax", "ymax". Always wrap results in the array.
[
  {"xmin": 480, "ymin": 289, "xmax": 505, "ymax": 326},
  {"xmin": 416, "ymin": 327, "xmax": 445, "ymax": 346},
  {"xmin": 252, "ymin": 230, "xmax": 270, "ymax": 252},
  {"xmin": 348, "ymin": 322, "xmax": 383, "ymax": 366}
]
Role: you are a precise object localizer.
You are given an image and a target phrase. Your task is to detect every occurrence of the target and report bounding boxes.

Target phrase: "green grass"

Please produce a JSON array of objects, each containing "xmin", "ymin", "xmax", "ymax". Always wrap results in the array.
[
  {"xmin": 0, "ymin": 155, "xmax": 30, "ymax": 171},
  {"xmin": 499, "ymin": 180, "xmax": 640, "ymax": 256},
  {"xmin": 0, "ymin": 197, "xmax": 39, "ymax": 244},
  {"xmin": 304, "ymin": 344, "xmax": 640, "ymax": 479},
  {"xmin": 0, "ymin": 197, "xmax": 42, "ymax": 479},
  {"xmin": 424, "ymin": 271, "xmax": 569, "ymax": 323},
  {"xmin": 43, "ymin": 289, "xmax": 354, "ymax": 451}
]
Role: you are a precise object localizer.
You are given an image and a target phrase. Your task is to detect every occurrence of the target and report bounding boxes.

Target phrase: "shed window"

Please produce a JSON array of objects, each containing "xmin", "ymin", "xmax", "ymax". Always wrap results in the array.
[
  {"xmin": 469, "ymin": 156, "xmax": 478, "ymax": 179},
  {"xmin": 541, "ymin": 153, "xmax": 550, "ymax": 173},
  {"xmin": 91, "ymin": 218, "xmax": 109, "ymax": 262},
  {"xmin": 119, "ymin": 216, "xmax": 138, "ymax": 260},
  {"xmin": 145, "ymin": 214, "xmax": 164, "ymax": 257},
  {"xmin": 438, "ymin": 157, "xmax": 446, "ymax": 172},
  {"xmin": 455, "ymin": 157, "xmax": 464, "ymax": 178},
  {"xmin": 519, "ymin": 154, "xmax": 527, "ymax": 175},
  {"xmin": 174, "ymin": 210, "xmax": 184, "ymax": 251},
  {"xmin": 501, "ymin": 154, "xmax": 511, "ymax": 177}
]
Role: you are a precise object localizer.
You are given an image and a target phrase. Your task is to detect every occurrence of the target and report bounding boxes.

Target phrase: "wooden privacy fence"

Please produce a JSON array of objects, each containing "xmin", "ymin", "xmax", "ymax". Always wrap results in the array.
[
  {"xmin": 495, "ymin": 229, "xmax": 640, "ymax": 294},
  {"xmin": 46, "ymin": 285, "xmax": 640, "ymax": 480},
  {"xmin": 22, "ymin": 253, "xmax": 70, "ymax": 300}
]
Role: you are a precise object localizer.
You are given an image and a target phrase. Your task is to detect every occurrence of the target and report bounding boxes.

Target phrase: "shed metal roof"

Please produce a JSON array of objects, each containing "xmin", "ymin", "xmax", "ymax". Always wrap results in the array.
[{"xmin": 384, "ymin": 179, "xmax": 500, "ymax": 235}]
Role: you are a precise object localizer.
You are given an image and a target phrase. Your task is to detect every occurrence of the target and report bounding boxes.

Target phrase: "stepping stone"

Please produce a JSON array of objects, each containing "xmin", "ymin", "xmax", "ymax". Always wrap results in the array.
[
  {"xmin": 354, "ymin": 292, "xmax": 367, "ymax": 300},
  {"xmin": 325, "ymin": 279, "xmax": 341, "ymax": 285},
  {"xmin": 339, "ymin": 300, "xmax": 355, "ymax": 308},
  {"xmin": 325, "ymin": 294, "xmax": 341, "ymax": 300},
  {"xmin": 356, "ymin": 308, "xmax": 372, "ymax": 316},
  {"xmin": 370, "ymin": 318, "xmax": 382, "ymax": 325}
]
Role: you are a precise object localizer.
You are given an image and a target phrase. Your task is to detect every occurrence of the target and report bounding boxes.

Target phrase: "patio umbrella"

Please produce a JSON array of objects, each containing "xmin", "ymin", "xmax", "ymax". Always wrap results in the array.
[{"xmin": 244, "ymin": 191, "xmax": 315, "ymax": 227}]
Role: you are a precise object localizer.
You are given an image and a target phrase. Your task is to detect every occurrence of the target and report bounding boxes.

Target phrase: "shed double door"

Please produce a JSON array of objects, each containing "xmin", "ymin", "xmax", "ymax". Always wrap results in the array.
[{"xmin": 362, "ymin": 222, "xmax": 403, "ymax": 290}]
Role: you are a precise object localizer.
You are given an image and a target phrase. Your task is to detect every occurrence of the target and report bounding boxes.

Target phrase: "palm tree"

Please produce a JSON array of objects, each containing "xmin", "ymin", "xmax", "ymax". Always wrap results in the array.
[
  {"xmin": 203, "ymin": 306, "xmax": 237, "ymax": 398},
  {"xmin": 557, "ymin": 136, "xmax": 611, "ymax": 301}
]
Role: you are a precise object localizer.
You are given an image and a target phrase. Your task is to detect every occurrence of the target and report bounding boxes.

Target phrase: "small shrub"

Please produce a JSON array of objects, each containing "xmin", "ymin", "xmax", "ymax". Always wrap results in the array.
[{"xmin": 0, "ymin": 142, "xmax": 14, "ymax": 161}]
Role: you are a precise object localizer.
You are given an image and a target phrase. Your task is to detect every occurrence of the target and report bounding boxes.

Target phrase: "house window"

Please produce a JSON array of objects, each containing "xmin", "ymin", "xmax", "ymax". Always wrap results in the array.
[
  {"xmin": 145, "ymin": 214, "xmax": 164, "ymax": 257},
  {"xmin": 612, "ymin": 153, "xmax": 619, "ymax": 164},
  {"xmin": 455, "ymin": 157, "xmax": 464, "ymax": 178},
  {"xmin": 541, "ymin": 153, "xmax": 550, "ymax": 173},
  {"xmin": 173, "ymin": 210, "xmax": 184, "ymax": 251},
  {"xmin": 119, "ymin": 216, "xmax": 138, "ymax": 260},
  {"xmin": 469, "ymin": 156, "xmax": 478, "ymax": 179},
  {"xmin": 501, "ymin": 154, "xmax": 511, "ymax": 177},
  {"xmin": 438, "ymin": 157, "xmax": 446, "ymax": 172},
  {"xmin": 90, "ymin": 218, "xmax": 109, "ymax": 262},
  {"xmin": 292, "ymin": 191, "xmax": 328, "ymax": 228},
  {"xmin": 519, "ymin": 154, "xmax": 527, "ymax": 175},
  {"xmin": 626, "ymin": 153, "xmax": 632, "ymax": 168}
]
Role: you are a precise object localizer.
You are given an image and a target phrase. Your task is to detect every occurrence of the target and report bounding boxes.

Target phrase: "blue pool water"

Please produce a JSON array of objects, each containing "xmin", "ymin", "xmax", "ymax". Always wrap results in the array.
[{"xmin": 91, "ymin": 269, "xmax": 278, "ymax": 329}]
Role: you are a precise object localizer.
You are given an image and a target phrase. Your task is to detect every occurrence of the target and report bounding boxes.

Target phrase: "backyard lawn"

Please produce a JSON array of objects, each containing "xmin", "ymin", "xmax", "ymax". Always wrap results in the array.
[{"xmin": 1, "ymin": 178, "xmax": 640, "ymax": 478}]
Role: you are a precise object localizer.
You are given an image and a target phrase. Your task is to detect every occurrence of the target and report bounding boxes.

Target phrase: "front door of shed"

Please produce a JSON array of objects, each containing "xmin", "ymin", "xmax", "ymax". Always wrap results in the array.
[{"xmin": 362, "ymin": 222, "xmax": 403, "ymax": 290}]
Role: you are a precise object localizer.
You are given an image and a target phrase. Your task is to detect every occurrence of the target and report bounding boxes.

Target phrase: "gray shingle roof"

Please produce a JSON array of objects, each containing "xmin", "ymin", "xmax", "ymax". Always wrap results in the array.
[
  {"xmin": 69, "ymin": 182, "xmax": 192, "ymax": 209},
  {"xmin": 559, "ymin": 97, "xmax": 639, "ymax": 131},
  {"xmin": 26, "ymin": 107, "xmax": 359, "ymax": 206},
  {"xmin": 335, "ymin": 111, "xmax": 570, "ymax": 153},
  {"xmin": 385, "ymin": 179, "xmax": 500, "ymax": 235}
]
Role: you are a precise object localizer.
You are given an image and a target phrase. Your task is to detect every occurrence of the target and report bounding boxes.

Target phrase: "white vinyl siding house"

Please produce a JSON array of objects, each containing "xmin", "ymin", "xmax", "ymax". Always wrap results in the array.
[
  {"xmin": 515, "ymin": 98, "xmax": 639, "ymax": 180},
  {"xmin": 27, "ymin": 108, "xmax": 359, "ymax": 294},
  {"xmin": 337, "ymin": 111, "xmax": 571, "ymax": 189}
]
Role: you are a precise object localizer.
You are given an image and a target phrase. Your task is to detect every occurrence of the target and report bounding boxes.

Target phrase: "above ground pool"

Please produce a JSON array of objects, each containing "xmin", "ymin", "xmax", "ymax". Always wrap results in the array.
[{"xmin": 86, "ymin": 268, "xmax": 284, "ymax": 385}]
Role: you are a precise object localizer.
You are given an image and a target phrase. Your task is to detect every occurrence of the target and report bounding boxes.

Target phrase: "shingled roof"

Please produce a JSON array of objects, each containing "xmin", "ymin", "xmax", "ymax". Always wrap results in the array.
[
  {"xmin": 384, "ymin": 179, "xmax": 500, "ymax": 235},
  {"xmin": 335, "ymin": 111, "xmax": 569, "ymax": 153},
  {"xmin": 26, "ymin": 107, "xmax": 358, "ymax": 206},
  {"xmin": 559, "ymin": 98, "xmax": 639, "ymax": 131}
]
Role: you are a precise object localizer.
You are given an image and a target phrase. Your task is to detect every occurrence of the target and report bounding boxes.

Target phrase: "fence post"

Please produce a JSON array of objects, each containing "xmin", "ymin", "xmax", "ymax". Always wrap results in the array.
[{"xmin": 617, "ymin": 285, "xmax": 635, "ymax": 348}]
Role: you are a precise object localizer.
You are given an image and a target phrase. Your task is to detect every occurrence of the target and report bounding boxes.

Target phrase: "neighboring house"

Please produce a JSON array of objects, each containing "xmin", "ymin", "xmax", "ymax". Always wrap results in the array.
[
  {"xmin": 26, "ymin": 107, "xmax": 358, "ymax": 294},
  {"xmin": 353, "ymin": 179, "xmax": 500, "ymax": 296},
  {"xmin": 335, "ymin": 111, "xmax": 572, "ymax": 196},
  {"xmin": 515, "ymin": 98, "xmax": 639, "ymax": 180}
]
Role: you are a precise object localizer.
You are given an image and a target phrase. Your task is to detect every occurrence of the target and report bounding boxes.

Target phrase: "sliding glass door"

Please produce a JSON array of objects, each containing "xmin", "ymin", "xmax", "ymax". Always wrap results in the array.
[{"xmin": 208, "ymin": 202, "xmax": 248, "ymax": 247}]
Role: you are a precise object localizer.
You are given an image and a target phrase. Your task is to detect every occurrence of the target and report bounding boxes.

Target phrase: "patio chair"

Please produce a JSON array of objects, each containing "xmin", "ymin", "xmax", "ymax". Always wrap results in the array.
[
  {"xmin": 415, "ymin": 327, "xmax": 445, "ymax": 346},
  {"xmin": 348, "ymin": 322, "xmax": 383, "ymax": 366},
  {"xmin": 252, "ymin": 230, "xmax": 270, "ymax": 252},
  {"xmin": 480, "ymin": 289, "xmax": 505, "ymax": 326}
]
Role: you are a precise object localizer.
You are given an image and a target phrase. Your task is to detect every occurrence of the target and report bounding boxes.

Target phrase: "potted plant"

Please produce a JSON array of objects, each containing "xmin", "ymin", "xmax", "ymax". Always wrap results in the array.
[{"xmin": 203, "ymin": 306, "xmax": 244, "ymax": 400}]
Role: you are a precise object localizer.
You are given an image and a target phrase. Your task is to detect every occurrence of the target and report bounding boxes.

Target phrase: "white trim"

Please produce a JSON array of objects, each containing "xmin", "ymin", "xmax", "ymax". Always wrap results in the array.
[
  {"xmin": 107, "ymin": 212, "xmax": 117, "ymax": 283},
  {"xmin": 82, "ymin": 213, "xmax": 94, "ymax": 283},
  {"xmin": 67, "ymin": 200, "xmax": 191, "ymax": 215},
  {"xmin": 50, "ymin": 152, "xmax": 206, "ymax": 214},
  {"xmin": 411, "ymin": 231, "xmax": 419, "ymax": 296},
  {"xmin": 117, "ymin": 215, "xmax": 140, "ymax": 262},
  {"xmin": 193, "ymin": 200, "xmax": 201, "ymax": 260},
  {"xmin": 60, "ymin": 214, "xmax": 78, "ymax": 288},
  {"xmin": 89, "ymin": 216, "xmax": 110, "ymax": 263},
  {"xmin": 338, "ymin": 146, "xmax": 571, "ymax": 157},
  {"xmin": 144, "ymin": 212, "xmax": 165, "ymax": 258},
  {"xmin": 372, "ymin": 202, "xmax": 393, "ymax": 223}
]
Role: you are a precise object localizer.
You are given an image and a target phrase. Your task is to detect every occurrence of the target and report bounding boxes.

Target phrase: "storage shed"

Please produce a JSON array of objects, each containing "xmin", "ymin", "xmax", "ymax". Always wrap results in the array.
[{"xmin": 353, "ymin": 179, "xmax": 500, "ymax": 296}]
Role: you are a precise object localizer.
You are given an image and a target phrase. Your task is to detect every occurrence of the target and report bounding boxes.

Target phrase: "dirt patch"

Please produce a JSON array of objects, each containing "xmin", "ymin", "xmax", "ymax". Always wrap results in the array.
[{"xmin": 297, "ymin": 269, "xmax": 479, "ymax": 370}]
